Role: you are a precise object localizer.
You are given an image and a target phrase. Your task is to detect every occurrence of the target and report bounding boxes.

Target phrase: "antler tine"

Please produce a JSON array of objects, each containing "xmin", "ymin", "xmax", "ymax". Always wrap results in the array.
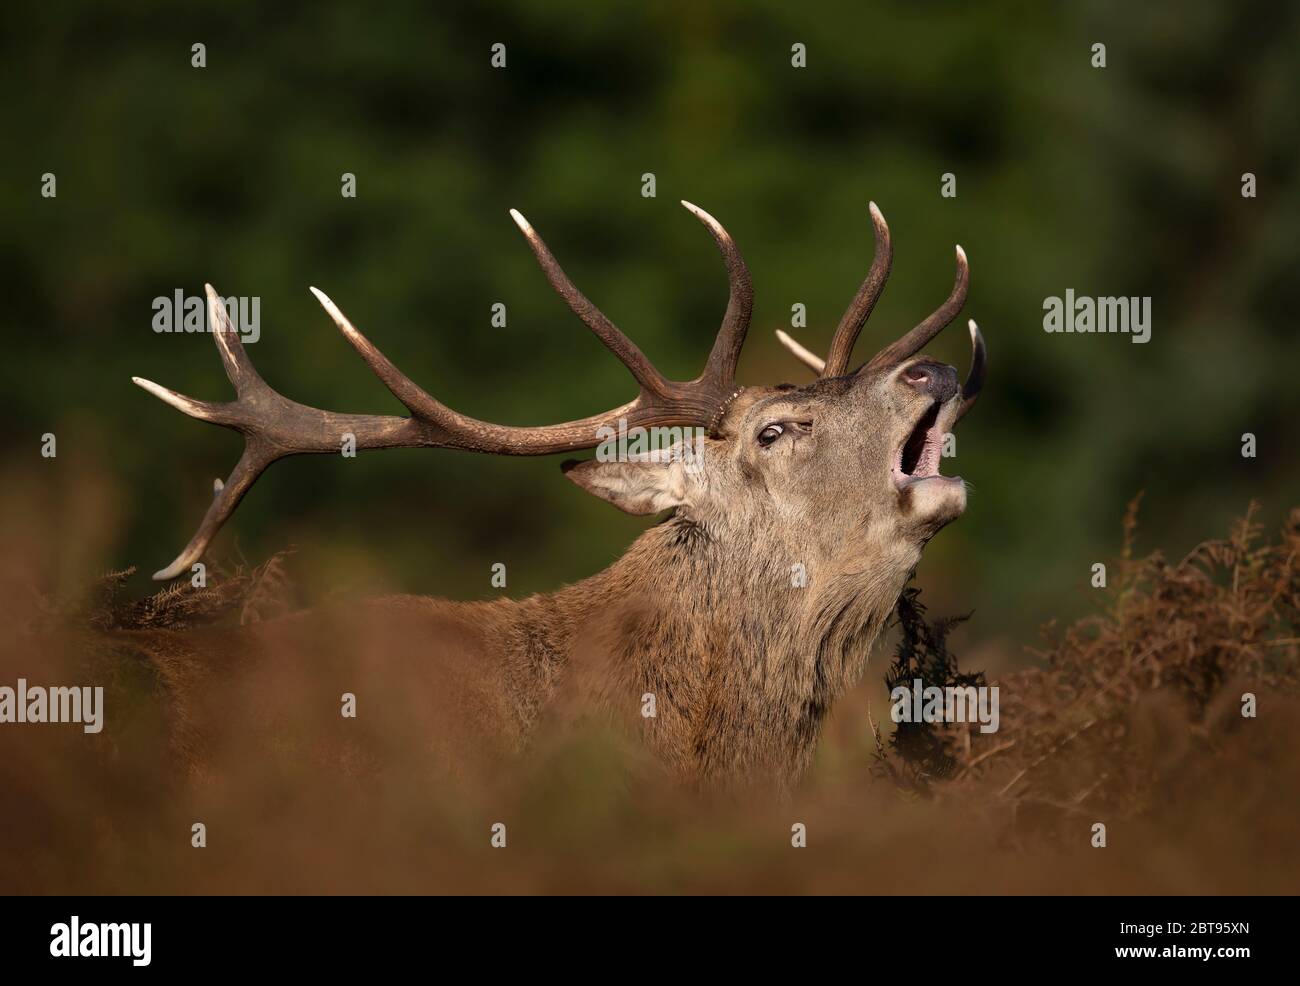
[
  {"xmin": 863, "ymin": 243, "xmax": 969, "ymax": 372},
  {"xmin": 822, "ymin": 202, "xmax": 893, "ymax": 378},
  {"xmin": 775, "ymin": 329, "xmax": 826, "ymax": 375},
  {"xmin": 680, "ymin": 201, "xmax": 754, "ymax": 386},
  {"xmin": 204, "ymin": 283, "xmax": 269, "ymax": 397},
  {"xmin": 307, "ymin": 287, "xmax": 644, "ymax": 451},
  {"xmin": 130, "ymin": 376, "xmax": 231, "ymax": 424},
  {"xmin": 149, "ymin": 445, "xmax": 277, "ymax": 580},
  {"xmin": 509, "ymin": 209, "xmax": 668, "ymax": 397},
  {"xmin": 309, "ymin": 286, "xmax": 449, "ymax": 421},
  {"xmin": 953, "ymin": 318, "xmax": 987, "ymax": 424}
]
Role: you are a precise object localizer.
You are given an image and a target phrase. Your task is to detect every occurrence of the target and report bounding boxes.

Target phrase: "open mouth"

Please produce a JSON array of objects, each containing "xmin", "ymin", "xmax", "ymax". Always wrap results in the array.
[{"xmin": 891, "ymin": 400, "xmax": 949, "ymax": 488}]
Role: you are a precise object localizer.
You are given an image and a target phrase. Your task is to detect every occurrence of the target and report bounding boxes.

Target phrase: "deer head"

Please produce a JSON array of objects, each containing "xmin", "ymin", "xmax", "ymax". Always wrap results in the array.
[
  {"xmin": 134, "ymin": 201, "xmax": 983, "ymax": 584},
  {"xmin": 568, "ymin": 204, "xmax": 983, "ymax": 581}
]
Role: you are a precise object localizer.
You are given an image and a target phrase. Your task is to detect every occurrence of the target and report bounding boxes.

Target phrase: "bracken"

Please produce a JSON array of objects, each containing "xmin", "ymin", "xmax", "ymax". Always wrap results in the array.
[{"xmin": 876, "ymin": 497, "xmax": 1300, "ymax": 841}]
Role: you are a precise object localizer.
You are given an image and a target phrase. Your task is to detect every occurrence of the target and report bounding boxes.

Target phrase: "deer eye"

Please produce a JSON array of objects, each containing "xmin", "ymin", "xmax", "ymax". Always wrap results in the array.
[{"xmin": 757, "ymin": 423, "xmax": 784, "ymax": 447}]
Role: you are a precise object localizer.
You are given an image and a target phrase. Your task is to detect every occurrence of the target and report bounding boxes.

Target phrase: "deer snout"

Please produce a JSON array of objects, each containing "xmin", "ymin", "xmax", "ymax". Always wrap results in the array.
[{"xmin": 899, "ymin": 361, "xmax": 959, "ymax": 403}]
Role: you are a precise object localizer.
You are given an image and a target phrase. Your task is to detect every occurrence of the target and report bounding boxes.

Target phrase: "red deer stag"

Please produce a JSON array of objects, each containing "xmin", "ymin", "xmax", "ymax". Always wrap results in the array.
[{"xmin": 132, "ymin": 201, "xmax": 985, "ymax": 790}]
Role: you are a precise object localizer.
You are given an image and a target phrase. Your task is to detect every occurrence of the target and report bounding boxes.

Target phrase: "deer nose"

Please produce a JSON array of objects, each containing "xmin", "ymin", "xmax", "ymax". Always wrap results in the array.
[{"xmin": 900, "ymin": 361, "xmax": 959, "ymax": 402}]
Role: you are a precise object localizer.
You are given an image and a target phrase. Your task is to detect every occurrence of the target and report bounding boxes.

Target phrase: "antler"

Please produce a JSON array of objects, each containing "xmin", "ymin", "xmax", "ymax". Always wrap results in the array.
[
  {"xmin": 775, "ymin": 203, "xmax": 982, "ymax": 422},
  {"xmin": 774, "ymin": 202, "xmax": 981, "ymax": 403},
  {"xmin": 774, "ymin": 329, "xmax": 826, "ymax": 375},
  {"xmin": 953, "ymin": 319, "xmax": 987, "ymax": 424},
  {"xmin": 821, "ymin": 202, "xmax": 893, "ymax": 377},
  {"xmin": 861, "ymin": 243, "xmax": 968, "ymax": 372},
  {"xmin": 135, "ymin": 202, "xmax": 752, "ymax": 579}
]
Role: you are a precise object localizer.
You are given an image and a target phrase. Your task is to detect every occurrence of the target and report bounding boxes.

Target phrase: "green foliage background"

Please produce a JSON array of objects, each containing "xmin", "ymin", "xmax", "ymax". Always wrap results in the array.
[{"xmin": 3, "ymin": 1, "xmax": 1298, "ymax": 645}]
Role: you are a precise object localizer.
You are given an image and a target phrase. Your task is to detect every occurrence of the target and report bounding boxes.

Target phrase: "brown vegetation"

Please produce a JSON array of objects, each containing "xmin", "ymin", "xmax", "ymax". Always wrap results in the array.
[
  {"xmin": 1, "ymin": 500, "xmax": 1296, "ymax": 894},
  {"xmin": 876, "ymin": 499, "xmax": 1300, "ymax": 849}
]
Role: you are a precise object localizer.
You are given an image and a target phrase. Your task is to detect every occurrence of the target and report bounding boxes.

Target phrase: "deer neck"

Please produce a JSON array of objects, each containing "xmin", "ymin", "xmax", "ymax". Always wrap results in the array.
[{"xmin": 506, "ymin": 512, "xmax": 920, "ymax": 786}]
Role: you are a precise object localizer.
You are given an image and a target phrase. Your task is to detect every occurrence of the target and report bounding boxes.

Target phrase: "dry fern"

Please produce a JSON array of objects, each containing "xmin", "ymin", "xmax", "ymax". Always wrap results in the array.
[
  {"xmin": 37, "ymin": 552, "xmax": 301, "ymax": 633},
  {"xmin": 879, "ymin": 500, "xmax": 1300, "ymax": 834}
]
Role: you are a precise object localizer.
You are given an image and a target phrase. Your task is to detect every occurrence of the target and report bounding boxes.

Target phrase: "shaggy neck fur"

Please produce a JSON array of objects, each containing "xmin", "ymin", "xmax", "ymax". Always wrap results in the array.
[{"xmin": 493, "ymin": 510, "xmax": 921, "ymax": 790}]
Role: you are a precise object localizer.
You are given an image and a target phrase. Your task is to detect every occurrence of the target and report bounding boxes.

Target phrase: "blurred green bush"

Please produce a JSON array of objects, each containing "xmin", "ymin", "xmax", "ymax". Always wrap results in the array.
[{"xmin": 2, "ymin": 1, "xmax": 1297, "ymax": 648}]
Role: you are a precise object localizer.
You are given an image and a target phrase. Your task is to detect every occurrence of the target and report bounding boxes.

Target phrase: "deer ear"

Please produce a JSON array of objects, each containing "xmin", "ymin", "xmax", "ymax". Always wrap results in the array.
[{"xmin": 561, "ymin": 454, "xmax": 694, "ymax": 516}]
